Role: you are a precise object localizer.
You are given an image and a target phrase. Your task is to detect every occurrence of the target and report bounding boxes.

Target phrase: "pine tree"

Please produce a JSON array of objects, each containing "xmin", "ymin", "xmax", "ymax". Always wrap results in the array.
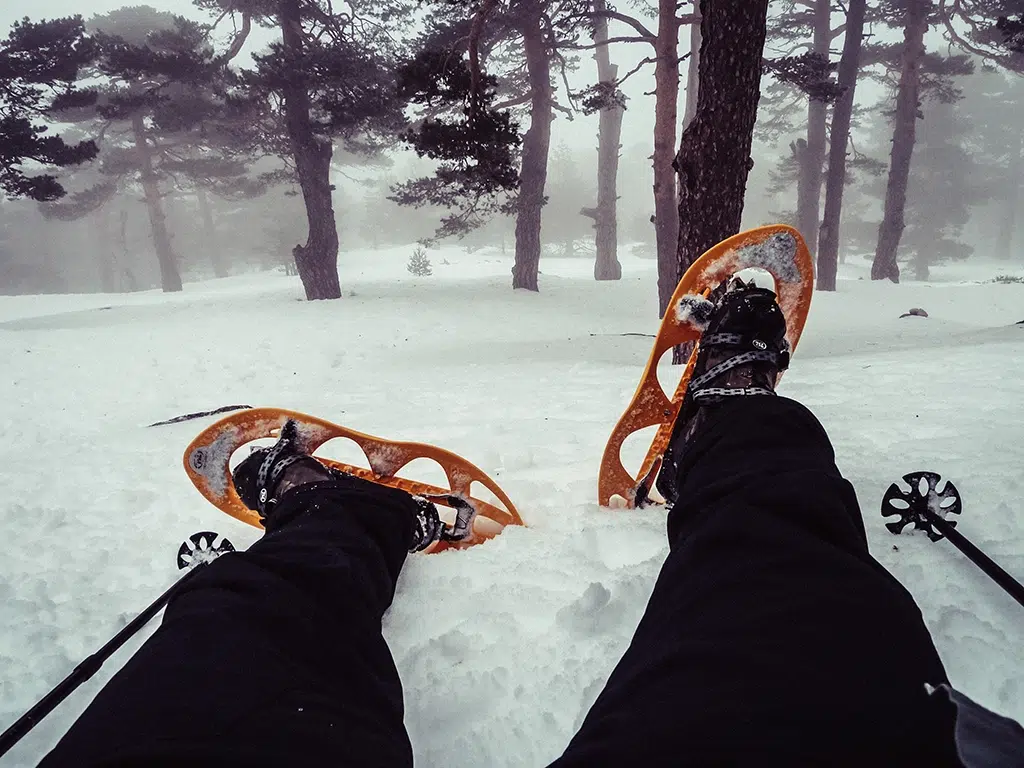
[
  {"xmin": 0, "ymin": 17, "xmax": 98, "ymax": 201},
  {"xmin": 395, "ymin": 0, "xmax": 597, "ymax": 292},
  {"xmin": 407, "ymin": 246, "xmax": 433, "ymax": 276},
  {"xmin": 548, "ymin": 142, "xmax": 594, "ymax": 256},
  {"xmin": 41, "ymin": 6, "xmax": 259, "ymax": 292},
  {"xmin": 197, "ymin": 0, "xmax": 407, "ymax": 301}
]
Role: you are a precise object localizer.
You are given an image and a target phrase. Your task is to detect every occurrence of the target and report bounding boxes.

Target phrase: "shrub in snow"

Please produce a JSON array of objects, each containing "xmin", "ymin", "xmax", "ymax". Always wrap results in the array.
[{"xmin": 407, "ymin": 247, "xmax": 432, "ymax": 277}]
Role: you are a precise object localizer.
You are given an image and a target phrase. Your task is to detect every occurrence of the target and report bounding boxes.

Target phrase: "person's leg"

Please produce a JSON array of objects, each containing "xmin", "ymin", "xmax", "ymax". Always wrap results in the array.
[
  {"xmin": 552, "ymin": 396, "xmax": 960, "ymax": 766},
  {"xmin": 40, "ymin": 477, "xmax": 419, "ymax": 768}
]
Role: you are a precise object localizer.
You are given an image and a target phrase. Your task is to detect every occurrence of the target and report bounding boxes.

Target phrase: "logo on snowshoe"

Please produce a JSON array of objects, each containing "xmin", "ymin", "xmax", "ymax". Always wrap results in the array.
[
  {"xmin": 753, "ymin": 339, "xmax": 767, "ymax": 350},
  {"xmin": 190, "ymin": 449, "xmax": 207, "ymax": 471}
]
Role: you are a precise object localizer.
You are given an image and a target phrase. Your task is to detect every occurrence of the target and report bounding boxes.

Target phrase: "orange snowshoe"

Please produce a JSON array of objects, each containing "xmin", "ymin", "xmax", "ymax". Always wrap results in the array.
[
  {"xmin": 598, "ymin": 224, "xmax": 814, "ymax": 508},
  {"xmin": 184, "ymin": 408, "xmax": 523, "ymax": 553}
]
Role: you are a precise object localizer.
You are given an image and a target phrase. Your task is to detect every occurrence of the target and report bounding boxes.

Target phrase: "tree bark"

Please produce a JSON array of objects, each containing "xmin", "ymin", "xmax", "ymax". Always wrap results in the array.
[
  {"xmin": 131, "ymin": 114, "xmax": 182, "ymax": 293},
  {"xmin": 592, "ymin": 0, "xmax": 623, "ymax": 281},
  {"xmin": 654, "ymin": 0, "xmax": 683, "ymax": 314},
  {"xmin": 675, "ymin": 0, "xmax": 769, "ymax": 329},
  {"xmin": 278, "ymin": 0, "xmax": 341, "ymax": 300},
  {"xmin": 796, "ymin": 0, "xmax": 831, "ymax": 256},
  {"xmin": 996, "ymin": 129, "xmax": 1021, "ymax": 261},
  {"xmin": 196, "ymin": 186, "xmax": 229, "ymax": 278},
  {"xmin": 512, "ymin": 6, "xmax": 552, "ymax": 292},
  {"xmin": 817, "ymin": 0, "xmax": 867, "ymax": 291},
  {"xmin": 872, "ymin": 0, "xmax": 931, "ymax": 283}
]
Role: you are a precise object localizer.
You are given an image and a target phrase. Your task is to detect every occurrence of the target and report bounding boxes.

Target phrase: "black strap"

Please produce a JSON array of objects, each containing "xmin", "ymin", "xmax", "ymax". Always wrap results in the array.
[
  {"xmin": 693, "ymin": 386, "xmax": 775, "ymax": 401},
  {"xmin": 690, "ymin": 350, "xmax": 780, "ymax": 390}
]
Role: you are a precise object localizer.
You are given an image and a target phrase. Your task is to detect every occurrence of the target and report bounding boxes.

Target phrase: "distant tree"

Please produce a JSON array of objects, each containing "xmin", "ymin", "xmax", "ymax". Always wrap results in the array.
[
  {"xmin": 390, "ymin": 9, "xmax": 522, "ymax": 242},
  {"xmin": 562, "ymin": 0, "xmax": 700, "ymax": 311},
  {"xmin": 936, "ymin": 68, "xmax": 1023, "ymax": 262},
  {"xmin": 762, "ymin": 1, "xmax": 846, "ymax": 257},
  {"xmin": 675, "ymin": 0, "xmax": 770, "ymax": 363},
  {"xmin": 872, "ymin": 0, "xmax": 932, "ymax": 282},
  {"xmin": 199, "ymin": 0, "xmax": 408, "ymax": 300},
  {"xmin": 0, "ymin": 201, "xmax": 11, "ymax": 267},
  {"xmin": 547, "ymin": 141, "xmax": 594, "ymax": 255},
  {"xmin": 581, "ymin": 0, "xmax": 624, "ymax": 280},
  {"xmin": 42, "ymin": 6, "xmax": 259, "ymax": 292},
  {"xmin": 872, "ymin": 0, "xmax": 1022, "ymax": 282},
  {"xmin": 0, "ymin": 17, "xmax": 98, "ymax": 201},
  {"xmin": 901, "ymin": 100, "xmax": 976, "ymax": 279},
  {"xmin": 982, "ymin": 78, "xmax": 1024, "ymax": 260},
  {"xmin": 407, "ymin": 245, "xmax": 433, "ymax": 275},
  {"xmin": 396, "ymin": 0, "xmax": 595, "ymax": 292},
  {"xmin": 817, "ymin": 0, "xmax": 867, "ymax": 291}
]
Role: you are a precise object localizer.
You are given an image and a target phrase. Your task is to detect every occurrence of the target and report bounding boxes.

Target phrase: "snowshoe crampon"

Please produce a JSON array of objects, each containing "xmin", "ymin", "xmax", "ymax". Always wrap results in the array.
[
  {"xmin": 599, "ymin": 224, "xmax": 814, "ymax": 508},
  {"xmin": 184, "ymin": 408, "xmax": 523, "ymax": 552}
]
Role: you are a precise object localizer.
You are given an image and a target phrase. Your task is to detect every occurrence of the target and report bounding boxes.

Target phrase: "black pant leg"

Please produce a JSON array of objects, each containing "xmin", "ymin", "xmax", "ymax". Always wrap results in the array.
[
  {"xmin": 40, "ymin": 481, "xmax": 416, "ymax": 768},
  {"xmin": 552, "ymin": 397, "xmax": 960, "ymax": 766}
]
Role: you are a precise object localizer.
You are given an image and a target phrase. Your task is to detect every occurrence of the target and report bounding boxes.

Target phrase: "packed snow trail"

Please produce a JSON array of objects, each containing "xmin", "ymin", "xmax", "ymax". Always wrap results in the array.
[{"xmin": 0, "ymin": 247, "xmax": 1021, "ymax": 766}]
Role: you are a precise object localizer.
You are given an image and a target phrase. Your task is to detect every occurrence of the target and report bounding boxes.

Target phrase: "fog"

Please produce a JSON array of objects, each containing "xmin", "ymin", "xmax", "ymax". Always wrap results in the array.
[{"xmin": 1, "ymin": 1, "xmax": 1021, "ymax": 295}]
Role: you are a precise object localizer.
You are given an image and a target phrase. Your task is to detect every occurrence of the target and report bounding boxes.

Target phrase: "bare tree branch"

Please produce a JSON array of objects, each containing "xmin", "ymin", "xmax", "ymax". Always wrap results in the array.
[
  {"xmin": 587, "ymin": 9, "xmax": 656, "ymax": 39},
  {"xmin": 492, "ymin": 92, "xmax": 532, "ymax": 109},
  {"xmin": 937, "ymin": 0, "xmax": 1020, "ymax": 68},
  {"xmin": 219, "ymin": 11, "xmax": 252, "ymax": 64},
  {"xmin": 563, "ymin": 35, "xmax": 656, "ymax": 50},
  {"xmin": 616, "ymin": 55, "xmax": 657, "ymax": 87},
  {"xmin": 551, "ymin": 100, "xmax": 573, "ymax": 117}
]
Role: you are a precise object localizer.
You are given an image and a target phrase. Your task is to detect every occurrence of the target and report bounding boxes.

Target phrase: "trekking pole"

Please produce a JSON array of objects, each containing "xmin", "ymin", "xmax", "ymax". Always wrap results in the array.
[
  {"xmin": 0, "ymin": 532, "xmax": 233, "ymax": 759},
  {"xmin": 881, "ymin": 472, "xmax": 1024, "ymax": 609}
]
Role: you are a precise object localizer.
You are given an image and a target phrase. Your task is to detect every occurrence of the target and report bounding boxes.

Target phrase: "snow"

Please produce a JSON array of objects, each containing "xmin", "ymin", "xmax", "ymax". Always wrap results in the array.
[
  {"xmin": 733, "ymin": 230, "xmax": 801, "ymax": 283},
  {"xmin": 674, "ymin": 293, "xmax": 715, "ymax": 330},
  {"xmin": 0, "ymin": 244, "xmax": 1022, "ymax": 766}
]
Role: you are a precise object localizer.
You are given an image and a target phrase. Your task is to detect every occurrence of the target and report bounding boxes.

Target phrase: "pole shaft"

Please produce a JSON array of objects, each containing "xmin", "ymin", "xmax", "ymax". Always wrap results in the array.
[
  {"xmin": 927, "ymin": 510, "xmax": 1024, "ymax": 609},
  {"xmin": 0, "ymin": 564, "xmax": 206, "ymax": 759}
]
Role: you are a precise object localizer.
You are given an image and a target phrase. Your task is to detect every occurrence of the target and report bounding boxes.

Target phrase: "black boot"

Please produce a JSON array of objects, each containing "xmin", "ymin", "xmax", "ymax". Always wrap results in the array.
[
  {"xmin": 655, "ymin": 280, "xmax": 790, "ymax": 506},
  {"xmin": 231, "ymin": 420, "xmax": 446, "ymax": 552}
]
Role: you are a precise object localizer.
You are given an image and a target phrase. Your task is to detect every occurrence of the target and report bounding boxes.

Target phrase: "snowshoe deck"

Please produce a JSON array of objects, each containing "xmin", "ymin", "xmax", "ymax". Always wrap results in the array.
[
  {"xmin": 599, "ymin": 225, "xmax": 814, "ymax": 507},
  {"xmin": 184, "ymin": 408, "xmax": 523, "ymax": 552}
]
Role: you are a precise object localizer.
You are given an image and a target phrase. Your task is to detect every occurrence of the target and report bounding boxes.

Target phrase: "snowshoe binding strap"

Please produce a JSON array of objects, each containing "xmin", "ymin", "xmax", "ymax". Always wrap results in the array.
[
  {"xmin": 233, "ymin": 420, "xmax": 329, "ymax": 519},
  {"xmin": 689, "ymin": 283, "xmax": 789, "ymax": 398},
  {"xmin": 410, "ymin": 494, "xmax": 478, "ymax": 552}
]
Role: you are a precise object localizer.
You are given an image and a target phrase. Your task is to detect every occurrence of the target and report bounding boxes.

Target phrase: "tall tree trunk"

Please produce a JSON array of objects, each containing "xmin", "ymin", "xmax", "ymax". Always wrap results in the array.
[
  {"xmin": 131, "ymin": 114, "xmax": 182, "ymax": 293},
  {"xmin": 196, "ymin": 187, "xmax": 228, "ymax": 278},
  {"xmin": 872, "ymin": 0, "xmax": 930, "ymax": 283},
  {"xmin": 796, "ymin": 0, "xmax": 831, "ymax": 256},
  {"xmin": 278, "ymin": 0, "xmax": 341, "ymax": 300},
  {"xmin": 654, "ymin": 0, "xmax": 683, "ymax": 314},
  {"xmin": 674, "ymin": 0, "xmax": 769, "ymax": 362},
  {"xmin": 512, "ymin": 7, "xmax": 552, "ymax": 292},
  {"xmin": 817, "ymin": 0, "xmax": 867, "ymax": 291},
  {"xmin": 996, "ymin": 130, "xmax": 1022, "ymax": 261},
  {"xmin": 592, "ymin": 0, "xmax": 623, "ymax": 281}
]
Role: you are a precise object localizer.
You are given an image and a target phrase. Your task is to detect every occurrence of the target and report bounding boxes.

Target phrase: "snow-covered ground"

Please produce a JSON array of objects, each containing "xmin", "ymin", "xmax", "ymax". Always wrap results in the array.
[{"xmin": 0, "ymin": 245, "xmax": 1022, "ymax": 766}]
